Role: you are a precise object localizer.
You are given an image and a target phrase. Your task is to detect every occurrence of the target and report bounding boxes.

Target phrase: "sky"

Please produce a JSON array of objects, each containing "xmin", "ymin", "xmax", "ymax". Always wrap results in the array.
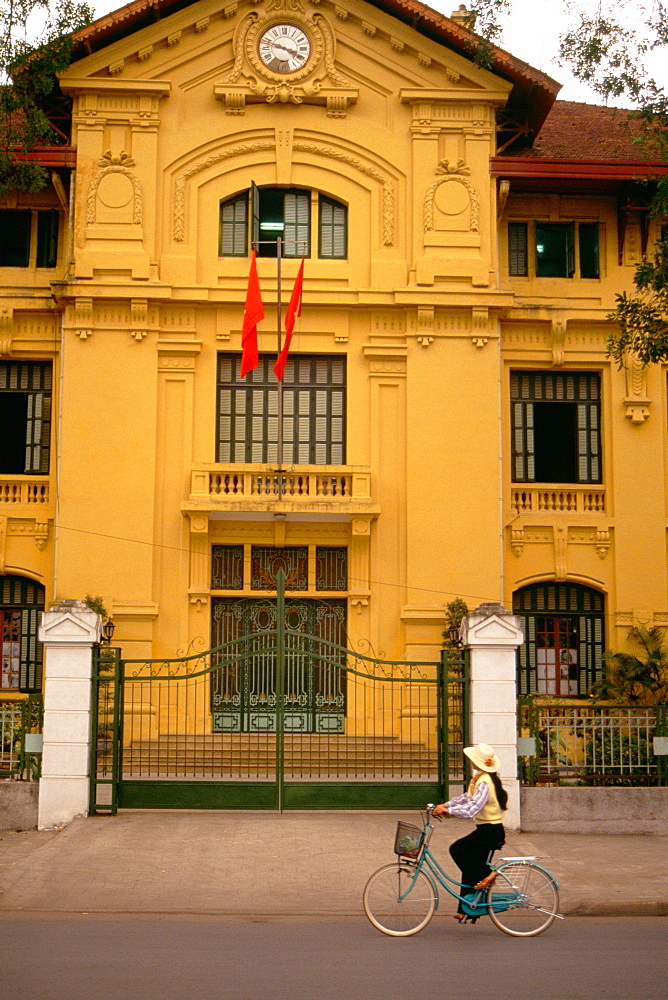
[{"xmin": 84, "ymin": 0, "xmax": 665, "ymax": 106}]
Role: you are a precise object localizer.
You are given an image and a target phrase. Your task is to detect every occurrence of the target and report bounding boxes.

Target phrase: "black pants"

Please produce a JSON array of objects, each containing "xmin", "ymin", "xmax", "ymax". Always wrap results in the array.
[{"xmin": 450, "ymin": 823, "xmax": 506, "ymax": 913}]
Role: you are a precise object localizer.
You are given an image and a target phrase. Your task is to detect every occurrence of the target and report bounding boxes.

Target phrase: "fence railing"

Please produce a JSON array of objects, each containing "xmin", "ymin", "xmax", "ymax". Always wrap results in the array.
[
  {"xmin": 0, "ymin": 696, "xmax": 43, "ymax": 780},
  {"xmin": 518, "ymin": 699, "xmax": 668, "ymax": 786}
]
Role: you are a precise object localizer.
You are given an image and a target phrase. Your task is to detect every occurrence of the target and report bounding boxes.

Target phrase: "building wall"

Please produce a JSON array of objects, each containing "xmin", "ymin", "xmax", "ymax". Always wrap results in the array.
[{"xmin": 1, "ymin": 0, "xmax": 665, "ymax": 717}]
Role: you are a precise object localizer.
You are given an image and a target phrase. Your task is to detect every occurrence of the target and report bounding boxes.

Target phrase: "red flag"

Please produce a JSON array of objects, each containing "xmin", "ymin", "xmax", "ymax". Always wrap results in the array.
[
  {"xmin": 240, "ymin": 249, "xmax": 264, "ymax": 378},
  {"xmin": 274, "ymin": 258, "xmax": 304, "ymax": 381}
]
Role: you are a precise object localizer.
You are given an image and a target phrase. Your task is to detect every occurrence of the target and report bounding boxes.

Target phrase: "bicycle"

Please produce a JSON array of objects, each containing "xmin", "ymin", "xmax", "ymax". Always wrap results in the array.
[{"xmin": 363, "ymin": 804, "xmax": 563, "ymax": 938}]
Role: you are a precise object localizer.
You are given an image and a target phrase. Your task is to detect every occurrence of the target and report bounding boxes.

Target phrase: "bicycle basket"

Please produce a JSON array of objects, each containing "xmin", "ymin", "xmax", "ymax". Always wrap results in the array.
[{"xmin": 394, "ymin": 822, "xmax": 423, "ymax": 858}]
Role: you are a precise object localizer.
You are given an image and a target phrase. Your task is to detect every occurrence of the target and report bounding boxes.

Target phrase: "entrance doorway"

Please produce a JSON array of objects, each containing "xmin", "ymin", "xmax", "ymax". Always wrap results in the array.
[{"xmin": 211, "ymin": 597, "xmax": 347, "ymax": 732}]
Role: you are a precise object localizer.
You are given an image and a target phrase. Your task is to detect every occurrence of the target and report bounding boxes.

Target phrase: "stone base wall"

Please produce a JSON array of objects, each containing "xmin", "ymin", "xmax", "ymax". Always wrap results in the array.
[
  {"xmin": 0, "ymin": 782, "xmax": 39, "ymax": 831},
  {"xmin": 521, "ymin": 786, "xmax": 668, "ymax": 835}
]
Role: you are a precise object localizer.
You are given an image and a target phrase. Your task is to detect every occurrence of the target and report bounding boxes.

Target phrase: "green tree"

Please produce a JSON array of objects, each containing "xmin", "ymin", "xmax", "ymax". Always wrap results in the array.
[
  {"xmin": 0, "ymin": 0, "xmax": 92, "ymax": 195},
  {"xmin": 590, "ymin": 626, "xmax": 668, "ymax": 705}
]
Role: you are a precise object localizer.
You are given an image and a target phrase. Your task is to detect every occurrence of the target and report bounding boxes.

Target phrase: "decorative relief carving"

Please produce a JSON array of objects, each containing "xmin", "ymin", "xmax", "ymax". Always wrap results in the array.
[
  {"xmin": 511, "ymin": 525, "xmax": 524, "ymax": 556},
  {"xmin": 173, "ymin": 139, "xmax": 275, "ymax": 241},
  {"xmin": 623, "ymin": 354, "xmax": 651, "ymax": 423},
  {"xmin": 551, "ymin": 316, "xmax": 566, "ymax": 366},
  {"xmin": 0, "ymin": 307, "xmax": 12, "ymax": 355},
  {"xmin": 554, "ymin": 526, "xmax": 568, "ymax": 580},
  {"xmin": 131, "ymin": 299, "xmax": 148, "ymax": 341},
  {"xmin": 595, "ymin": 528, "xmax": 611, "ymax": 559},
  {"xmin": 361, "ymin": 21, "xmax": 376, "ymax": 35},
  {"xmin": 34, "ymin": 521, "xmax": 49, "ymax": 551},
  {"xmin": 173, "ymin": 138, "xmax": 395, "ymax": 246},
  {"xmin": 75, "ymin": 298, "xmax": 93, "ymax": 340},
  {"xmin": 87, "ymin": 150, "xmax": 142, "ymax": 226},
  {"xmin": 215, "ymin": 1, "xmax": 357, "ymax": 114},
  {"xmin": 424, "ymin": 158, "xmax": 479, "ymax": 233}
]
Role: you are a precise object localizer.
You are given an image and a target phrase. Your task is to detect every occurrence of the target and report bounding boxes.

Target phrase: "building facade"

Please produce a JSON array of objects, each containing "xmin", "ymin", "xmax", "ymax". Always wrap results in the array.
[{"xmin": 1, "ymin": 1, "xmax": 666, "ymax": 745}]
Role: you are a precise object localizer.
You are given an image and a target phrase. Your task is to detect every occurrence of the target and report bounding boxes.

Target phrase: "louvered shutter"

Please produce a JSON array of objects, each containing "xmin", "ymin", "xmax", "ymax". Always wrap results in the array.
[
  {"xmin": 284, "ymin": 192, "xmax": 310, "ymax": 257},
  {"xmin": 319, "ymin": 197, "xmax": 347, "ymax": 258},
  {"xmin": 508, "ymin": 222, "xmax": 528, "ymax": 276},
  {"xmin": 219, "ymin": 194, "xmax": 248, "ymax": 256}
]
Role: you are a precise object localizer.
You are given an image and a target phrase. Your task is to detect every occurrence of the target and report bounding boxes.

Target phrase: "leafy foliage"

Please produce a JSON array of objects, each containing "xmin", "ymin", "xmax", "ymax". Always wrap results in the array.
[
  {"xmin": 590, "ymin": 626, "xmax": 668, "ymax": 705},
  {"xmin": 83, "ymin": 593, "xmax": 109, "ymax": 619},
  {"xmin": 0, "ymin": 0, "xmax": 92, "ymax": 194},
  {"xmin": 442, "ymin": 597, "xmax": 469, "ymax": 649}
]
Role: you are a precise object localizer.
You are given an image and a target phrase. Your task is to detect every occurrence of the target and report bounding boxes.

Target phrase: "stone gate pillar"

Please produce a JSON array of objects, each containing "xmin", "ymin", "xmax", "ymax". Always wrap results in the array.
[
  {"xmin": 460, "ymin": 602, "xmax": 524, "ymax": 830},
  {"xmin": 38, "ymin": 600, "xmax": 102, "ymax": 830}
]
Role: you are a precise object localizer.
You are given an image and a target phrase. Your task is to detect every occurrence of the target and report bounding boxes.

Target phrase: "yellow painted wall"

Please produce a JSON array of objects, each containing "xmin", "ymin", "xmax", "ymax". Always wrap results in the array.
[{"xmin": 1, "ymin": 0, "xmax": 665, "ymax": 702}]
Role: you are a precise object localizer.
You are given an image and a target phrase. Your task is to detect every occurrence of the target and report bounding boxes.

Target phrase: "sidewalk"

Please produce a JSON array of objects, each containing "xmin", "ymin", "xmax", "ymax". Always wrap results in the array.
[{"xmin": 0, "ymin": 811, "xmax": 666, "ymax": 917}]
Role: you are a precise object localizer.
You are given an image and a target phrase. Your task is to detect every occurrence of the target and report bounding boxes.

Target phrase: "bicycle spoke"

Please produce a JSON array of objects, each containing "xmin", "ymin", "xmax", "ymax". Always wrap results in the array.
[
  {"xmin": 363, "ymin": 863, "xmax": 436, "ymax": 937},
  {"xmin": 487, "ymin": 862, "xmax": 560, "ymax": 937}
]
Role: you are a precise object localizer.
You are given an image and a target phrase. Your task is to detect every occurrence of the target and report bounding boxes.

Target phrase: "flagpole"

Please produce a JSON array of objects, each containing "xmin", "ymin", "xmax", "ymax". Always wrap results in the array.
[{"xmin": 276, "ymin": 236, "xmax": 283, "ymax": 501}]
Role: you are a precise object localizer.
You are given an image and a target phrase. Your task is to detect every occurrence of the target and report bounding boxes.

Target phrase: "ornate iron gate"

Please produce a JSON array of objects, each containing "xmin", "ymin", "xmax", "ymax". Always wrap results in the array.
[
  {"xmin": 91, "ymin": 574, "xmax": 468, "ymax": 812},
  {"xmin": 211, "ymin": 597, "xmax": 347, "ymax": 734}
]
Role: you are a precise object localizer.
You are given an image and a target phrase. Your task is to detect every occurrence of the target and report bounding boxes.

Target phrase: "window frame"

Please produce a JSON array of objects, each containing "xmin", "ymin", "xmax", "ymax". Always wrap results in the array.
[
  {"xmin": 508, "ymin": 220, "xmax": 600, "ymax": 279},
  {"xmin": 219, "ymin": 188, "xmax": 348, "ymax": 260},
  {"xmin": 510, "ymin": 371, "xmax": 601, "ymax": 485},
  {"xmin": 0, "ymin": 575, "xmax": 45, "ymax": 692},
  {"xmin": 216, "ymin": 353, "xmax": 346, "ymax": 466},
  {"xmin": 0, "ymin": 209, "xmax": 59, "ymax": 269},
  {"xmin": 0, "ymin": 361, "xmax": 52, "ymax": 475},
  {"xmin": 514, "ymin": 583, "xmax": 604, "ymax": 697}
]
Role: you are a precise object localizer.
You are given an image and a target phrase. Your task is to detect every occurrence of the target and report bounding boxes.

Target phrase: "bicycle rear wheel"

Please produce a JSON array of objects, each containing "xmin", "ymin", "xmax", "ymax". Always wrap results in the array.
[
  {"xmin": 487, "ymin": 861, "xmax": 559, "ymax": 937},
  {"xmin": 363, "ymin": 862, "xmax": 436, "ymax": 936}
]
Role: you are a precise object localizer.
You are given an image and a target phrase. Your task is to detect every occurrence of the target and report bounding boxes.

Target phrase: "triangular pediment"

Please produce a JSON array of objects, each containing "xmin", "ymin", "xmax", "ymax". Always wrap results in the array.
[{"xmin": 60, "ymin": 0, "xmax": 532, "ymax": 107}]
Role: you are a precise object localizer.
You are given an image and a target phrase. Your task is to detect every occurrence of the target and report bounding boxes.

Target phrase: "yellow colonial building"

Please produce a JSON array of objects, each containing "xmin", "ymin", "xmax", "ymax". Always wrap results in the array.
[{"xmin": 1, "ymin": 0, "xmax": 667, "ymax": 807}]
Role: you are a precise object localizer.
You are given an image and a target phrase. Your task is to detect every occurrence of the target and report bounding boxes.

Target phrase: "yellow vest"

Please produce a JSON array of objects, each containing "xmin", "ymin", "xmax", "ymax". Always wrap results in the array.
[{"xmin": 470, "ymin": 772, "xmax": 505, "ymax": 824}]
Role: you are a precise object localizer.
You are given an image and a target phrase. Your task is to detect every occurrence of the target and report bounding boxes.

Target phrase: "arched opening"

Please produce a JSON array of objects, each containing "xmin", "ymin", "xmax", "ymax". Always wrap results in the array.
[{"xmin": 513, "ymin": 582, "xmax": 604, "ymax": 697}]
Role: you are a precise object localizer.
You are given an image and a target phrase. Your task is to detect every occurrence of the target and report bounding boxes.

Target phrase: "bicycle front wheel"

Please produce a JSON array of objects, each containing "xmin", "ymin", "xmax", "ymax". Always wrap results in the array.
[
  {"xmin": 363, "ymin": 863, "xmax": 436, "ymax": 936},
  {"xmin": 487, "ymin": 862, "xmax": 559, "ymax": 937}
]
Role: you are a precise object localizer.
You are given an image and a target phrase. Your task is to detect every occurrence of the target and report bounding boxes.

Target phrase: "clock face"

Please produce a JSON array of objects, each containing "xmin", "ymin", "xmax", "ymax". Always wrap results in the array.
[{"xmin": 258, "ymin": 24, "xmax": 311, "ymax": 74}]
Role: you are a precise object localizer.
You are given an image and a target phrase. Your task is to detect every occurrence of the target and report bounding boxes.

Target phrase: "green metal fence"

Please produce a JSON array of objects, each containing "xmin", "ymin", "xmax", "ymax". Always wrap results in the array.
[
  {"xmin": 519, "ymin": 698, "xmax": 668, "ymax": 786},
  {"xmin": 0, "ymin": 695, "xmax": 43, "ymax": 780},
  {"xmin": 91, "ymin": 576, "xmax": 469, "ymax": 812}
]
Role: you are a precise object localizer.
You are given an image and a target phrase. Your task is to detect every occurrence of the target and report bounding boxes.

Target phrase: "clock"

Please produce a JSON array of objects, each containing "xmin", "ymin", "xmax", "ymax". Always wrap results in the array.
[{"xmin": 258, "ymin": 24, "xmax": 311, "ymax": 74}]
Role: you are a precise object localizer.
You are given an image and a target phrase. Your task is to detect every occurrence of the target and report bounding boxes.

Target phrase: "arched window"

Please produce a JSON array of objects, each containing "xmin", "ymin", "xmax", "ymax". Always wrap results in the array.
[
  {"xmin": 0, "ymin": 575, "xmax": 45, "ymax": 692},
  {"xmin": 219, "ymin": 188, "xmax": 347, "ymax": 259},
  {"xmin": 513, "ymin": 582, "xmax": 604, "ymax": 697}
]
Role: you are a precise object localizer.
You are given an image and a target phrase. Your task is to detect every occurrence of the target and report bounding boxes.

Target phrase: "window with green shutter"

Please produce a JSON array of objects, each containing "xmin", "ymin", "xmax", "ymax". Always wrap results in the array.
[
  {"xmin": 220, "ymin": 188, "xmax": 348, "ymax": 259},
  {"xmin": 510, "ymin": 371, "xmax": 601, "ymax": 484},
  {"xmin": 508, "ymin": 222, "xmax": 528, "ymax": 276},
  {"xmin": 0, "ymin": 576, "xmax": 45, "ymax": 692},
  {"xmin": 319, "ymin": 196, "xmax": 347, "ymax": 259},
  {"xmin": 217, "ymin": 353, "xmax": 346, "ymax": 464},
  {"xmin": 509, "ymin": 220, "xmax": 600, "ymax": 279},
  {"xmin": 219, "ymin": 193, "xmax": 248, "ymax": 256},
  {"xmin": 0, "ymin": 362, "xmax": 52, "ymax": 475},
  {"xmin": 513, "ymin": 583, "xmax": 604, "ymax": 697}
]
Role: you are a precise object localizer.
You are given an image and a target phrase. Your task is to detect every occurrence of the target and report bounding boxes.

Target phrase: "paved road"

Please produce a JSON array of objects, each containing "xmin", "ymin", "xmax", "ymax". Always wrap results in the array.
[{"xmin": 1, "ymin": 915, "xmax": 666, "ymax": 1000}]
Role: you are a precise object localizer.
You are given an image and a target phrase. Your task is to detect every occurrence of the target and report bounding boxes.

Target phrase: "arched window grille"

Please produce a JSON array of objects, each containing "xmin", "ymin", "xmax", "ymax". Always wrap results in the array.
[{"xmin": 513, "ymin": 582, "xmax": 604, "ymax": 697}]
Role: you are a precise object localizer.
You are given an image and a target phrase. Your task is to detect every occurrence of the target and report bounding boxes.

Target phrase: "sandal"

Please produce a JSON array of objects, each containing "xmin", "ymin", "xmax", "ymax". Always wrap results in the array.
[{"xmin": 474, "ymin": 872, "xmax": 497, "ymax": 890}]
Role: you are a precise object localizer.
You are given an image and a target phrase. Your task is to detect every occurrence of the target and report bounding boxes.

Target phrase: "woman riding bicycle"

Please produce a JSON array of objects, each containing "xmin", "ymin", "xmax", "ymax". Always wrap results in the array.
[{"xmin": 432, "ymin": 742, "xmax": 508, "ymax": 923}]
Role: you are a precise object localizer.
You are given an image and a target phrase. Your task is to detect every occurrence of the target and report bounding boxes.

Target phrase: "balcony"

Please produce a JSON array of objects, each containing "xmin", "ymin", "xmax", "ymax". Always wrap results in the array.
[
  {"xmin": 0, "ymin": 477, "xmax": 51, "ymax": 508},
  {"xmin": 511, "ymin": 485, "xmax": 606, "ymax": 515},
  {"xmin": 183, "ymin": 465, "xmax": 381, "ymax": 519}
]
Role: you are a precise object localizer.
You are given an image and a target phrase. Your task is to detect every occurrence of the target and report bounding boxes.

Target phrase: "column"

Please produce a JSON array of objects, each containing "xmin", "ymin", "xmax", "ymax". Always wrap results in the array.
[
  {"xmin": 461, "ymin": 602, "xmax": 524, "ymax": 830},
  {"xmin": 37, "ymin": 600, "xmax": 102, "ymax": 830}
]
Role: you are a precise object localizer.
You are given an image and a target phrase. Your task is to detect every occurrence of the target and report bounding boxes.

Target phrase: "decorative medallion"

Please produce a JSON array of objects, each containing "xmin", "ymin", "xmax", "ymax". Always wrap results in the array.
[{"xmin": 215, "ymin": 0, "xmax": 357, "ymax": 115}]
